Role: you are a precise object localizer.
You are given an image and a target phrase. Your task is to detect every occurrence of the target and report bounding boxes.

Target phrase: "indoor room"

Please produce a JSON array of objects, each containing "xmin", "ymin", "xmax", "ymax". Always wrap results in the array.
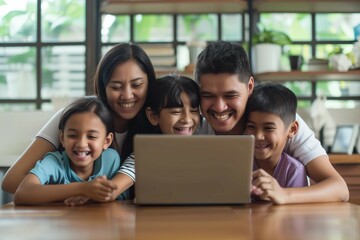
[{"xmin": 0, "ymin": 0, "xmax": 360, "ymax": 239}]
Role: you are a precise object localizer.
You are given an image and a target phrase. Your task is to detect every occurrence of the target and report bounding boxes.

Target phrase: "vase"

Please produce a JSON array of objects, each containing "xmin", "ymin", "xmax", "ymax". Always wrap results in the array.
[{"xmin": 252, "ymin": 43, "xmax": 282, "ymax": 74}]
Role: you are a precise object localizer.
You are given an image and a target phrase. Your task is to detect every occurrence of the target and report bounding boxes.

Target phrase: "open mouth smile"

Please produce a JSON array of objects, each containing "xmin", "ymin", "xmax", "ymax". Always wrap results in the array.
[
  {"xmin": 210, "ymin": 111, "xmax": 233, "ymax": 121},
  {"xmin": 119, "ymin": 102, "xmax": 136, "ymax": 109},
  {"xmin": 73, "ymin": 151, "xmax": 90, "ymax": 157}
]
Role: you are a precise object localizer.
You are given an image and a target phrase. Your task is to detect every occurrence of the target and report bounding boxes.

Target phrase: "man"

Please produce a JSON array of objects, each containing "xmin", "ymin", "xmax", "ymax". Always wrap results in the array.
[{"xmin": 195, "ymin": 41, "xmax": 348, "ymax": 204}]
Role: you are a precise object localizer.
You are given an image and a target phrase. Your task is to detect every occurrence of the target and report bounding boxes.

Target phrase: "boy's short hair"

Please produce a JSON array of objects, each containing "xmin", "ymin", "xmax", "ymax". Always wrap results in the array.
[
  {"xmin": 194, "ymin": 41, "xmax": 251, "ymax": 84},
  {"xmin": 246, "ymin": 83, "xmax": 297, "ymax": 127}
]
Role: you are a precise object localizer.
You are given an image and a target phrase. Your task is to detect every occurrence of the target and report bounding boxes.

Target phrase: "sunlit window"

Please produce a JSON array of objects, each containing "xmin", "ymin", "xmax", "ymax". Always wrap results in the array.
[
  {"xmin": 0, "ymin": 0, "xmax": 37, "ymax": 42},
  {"xmin": 0, "ymin": 0, "xmax": 86, "ymax": 111},
  {"xmin": 0, "ymin": 1, "xmax": 358, "ymax": 110},
  {"xmin": 259, "ymin": 13, "xmax": 312, "ymax": 41},
  {"xmin": 259, "ymin": 12, "xmax": 360, "ymax": 108},
  {"xmin": 41, "ymin": 0, "xmax": 85, "ymax": 42},
  {"xmin": 316, "ymin": 13, "xmax": 360, "ymax": 41},
  {"xmin": 101, "ymin": 14, "xmax": 130, "ymax": 43},
  {"xmin": 177, "ymin": 14, "xmax": 218, "ymax": 42},
  {"xmin": 222, "ymin": 14, "xmax": 242, "ymax": 41},
  {"xmin": 134, "ymin": 14, "xmax": 173, "ymax": 42}
]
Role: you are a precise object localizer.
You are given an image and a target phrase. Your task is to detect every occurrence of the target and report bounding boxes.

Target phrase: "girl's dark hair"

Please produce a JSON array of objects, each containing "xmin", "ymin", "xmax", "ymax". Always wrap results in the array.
[
  {"xmin": 146, "ymin": 74, "xmax": 201, "ymax": 133},
  {"xmin": 92, "ymin": 43, "xmax": 156, "ymax": 159},
  {"xmin": 58, "ymin": 96, "xmax": 115, "ymax": 151}
]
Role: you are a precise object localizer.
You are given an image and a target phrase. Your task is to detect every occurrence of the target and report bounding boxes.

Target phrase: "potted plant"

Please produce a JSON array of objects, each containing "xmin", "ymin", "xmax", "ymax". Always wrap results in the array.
[
  {"xmin": 328, "ymin": 46, "xmax": 352, "ymax": 71},
  {"xmin": 252, "ymin": 25, "xmax": 292, "ymax": 74}
]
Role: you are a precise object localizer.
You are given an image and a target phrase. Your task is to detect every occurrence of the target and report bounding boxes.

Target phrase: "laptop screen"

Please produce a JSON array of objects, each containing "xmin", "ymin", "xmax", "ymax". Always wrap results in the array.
[{"xmin": 134, "ymin": 135, "xmax": 254, "ymax": 205}]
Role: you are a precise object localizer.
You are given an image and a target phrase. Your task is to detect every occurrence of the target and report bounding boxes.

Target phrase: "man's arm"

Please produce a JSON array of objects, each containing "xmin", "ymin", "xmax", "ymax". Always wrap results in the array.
[
  {"xmin": 276, "ymin": 155, "xmax": 348, "ymax": 204},
  {"xmin": 291, "ymin": 155, "xmax": 349, "ymax": 203}
]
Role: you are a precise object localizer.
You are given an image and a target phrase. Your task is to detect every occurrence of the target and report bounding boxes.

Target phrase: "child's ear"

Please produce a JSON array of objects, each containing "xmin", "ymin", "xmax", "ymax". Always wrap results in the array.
[
  {"xmin": 103, "ymin": 132, "xmax": 113, "ymax": 150},
  {"xmin": 59, "ymin": 130, "xmax": 65, "ymax": 147},
  {"xmin": 288, "ymin": 120, "xmax": 299, "ymax": 138},
  {"xmin": 146, "ymin": 107, "xmax": 159, "ymax": 126}
]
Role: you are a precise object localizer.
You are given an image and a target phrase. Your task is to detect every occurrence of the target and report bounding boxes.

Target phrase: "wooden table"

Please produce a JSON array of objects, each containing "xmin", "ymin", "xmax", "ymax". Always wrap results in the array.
[{"xmin": 1, "ymin": 201, "xmax": 360, "ymax": 240}]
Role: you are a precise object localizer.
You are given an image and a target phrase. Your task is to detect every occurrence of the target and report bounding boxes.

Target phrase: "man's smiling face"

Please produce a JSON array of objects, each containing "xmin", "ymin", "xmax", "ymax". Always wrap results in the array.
[{"xmin": 199, "ymin": 73, "xmax": 254, "ymax": 135}]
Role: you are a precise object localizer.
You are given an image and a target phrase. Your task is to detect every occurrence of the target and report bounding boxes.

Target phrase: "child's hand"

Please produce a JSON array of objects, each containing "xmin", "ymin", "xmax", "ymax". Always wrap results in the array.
[
  {"xmin": 251, "ymin": 169, "xmax": 288, "ymax": 204},
  {"xmin": 64, "ymin": 196, "xmax": 90, "ymax": 206},
  {"xmin": 83, "ymin": 176, "xmax": 118, "ymax": 202}
]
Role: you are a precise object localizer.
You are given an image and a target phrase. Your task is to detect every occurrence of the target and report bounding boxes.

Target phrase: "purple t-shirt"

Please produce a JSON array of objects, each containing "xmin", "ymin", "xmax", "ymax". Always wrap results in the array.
[{"xmin": 253, "ymin": 152, "xmax": 308, "ymax": 187}]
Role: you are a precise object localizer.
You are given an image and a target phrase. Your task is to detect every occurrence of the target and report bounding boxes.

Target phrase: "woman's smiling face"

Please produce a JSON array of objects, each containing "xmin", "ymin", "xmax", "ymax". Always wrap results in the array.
[{"xmin": 105, "ymin": 59, "xmax": 148, "ymax": 124}]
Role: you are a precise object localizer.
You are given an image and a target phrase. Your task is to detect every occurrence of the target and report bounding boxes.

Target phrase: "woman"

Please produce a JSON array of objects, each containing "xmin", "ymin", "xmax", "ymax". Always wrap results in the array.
[{"xmin": 2, "ymin": 43, "xmax": 156, "ymax": 200}]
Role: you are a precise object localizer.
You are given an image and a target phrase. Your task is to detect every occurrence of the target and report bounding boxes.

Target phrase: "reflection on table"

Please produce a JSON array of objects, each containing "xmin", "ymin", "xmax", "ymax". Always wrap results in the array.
[{"xmin": 1, "ymin": 201, "xmax": 360, "ymax": 240}]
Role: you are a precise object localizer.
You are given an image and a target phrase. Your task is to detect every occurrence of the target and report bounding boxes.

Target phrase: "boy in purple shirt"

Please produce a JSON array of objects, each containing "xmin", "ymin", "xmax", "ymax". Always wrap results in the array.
[{"xmin": 244, "ymin": 83, "xmax": 308, "ymax": 204}]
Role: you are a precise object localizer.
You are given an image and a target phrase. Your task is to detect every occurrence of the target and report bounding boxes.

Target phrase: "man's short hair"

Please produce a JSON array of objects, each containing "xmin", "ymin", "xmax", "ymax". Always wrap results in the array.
[{"xmin": 195, "ymin": 41, "xmax": 251, "ymax": 84}]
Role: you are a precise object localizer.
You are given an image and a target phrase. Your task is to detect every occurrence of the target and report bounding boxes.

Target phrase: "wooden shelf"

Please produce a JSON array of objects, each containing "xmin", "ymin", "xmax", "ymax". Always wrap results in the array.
[
  {"xmin": 154, "ymin": 70, "xmax": 360, "ymax": 85},
  {"xmin": 101, "ymin": 0, "xmax": 247, "ymax": 14},
  {"xmin": 155, "ymin": 69, "xmax": 193, "ymax": 78},
  {"xmin": 329, "ymin": 154, "xmax": 360, "ymax": 165},
  {"xmin": 253, "ymin": 0, "xmax": 360, "ymax": 13},
  {"xmin": 254, "ymin": 70, "xmax": 360, "ymax": 82},
  {"xmin": 101, "ymin": 0, "xmax": 360, "ymax": 14}
]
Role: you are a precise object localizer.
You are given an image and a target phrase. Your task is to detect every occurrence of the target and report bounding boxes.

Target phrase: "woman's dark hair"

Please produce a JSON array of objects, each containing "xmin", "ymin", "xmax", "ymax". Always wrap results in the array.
[
  {"xmin": 92, "ymin": 43, "xmax": 156, "ymax": 159},
  {"xmin": 58, "ymin": 96, "xmax": 115, "ymax": 151},
  {"xmin": 146, "ymin": 74, "xmax": 201, "ymax": 133}
]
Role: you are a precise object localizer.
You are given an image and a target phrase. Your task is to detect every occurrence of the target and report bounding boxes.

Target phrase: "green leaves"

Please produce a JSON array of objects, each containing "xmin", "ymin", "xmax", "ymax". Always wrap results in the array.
[
  {"xmin": 328, "ymin": 45, "xmax": 344, "ymax": 57},
  {"xmin": 253, "ymin": 26, "xmax": 292, "ymax": 46}
]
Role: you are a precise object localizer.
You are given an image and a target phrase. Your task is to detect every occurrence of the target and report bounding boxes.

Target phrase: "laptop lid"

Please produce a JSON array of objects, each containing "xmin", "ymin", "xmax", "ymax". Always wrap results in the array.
[{"xmin": 134, "ymin": 135, "xmax": 254, "ymax": 205}]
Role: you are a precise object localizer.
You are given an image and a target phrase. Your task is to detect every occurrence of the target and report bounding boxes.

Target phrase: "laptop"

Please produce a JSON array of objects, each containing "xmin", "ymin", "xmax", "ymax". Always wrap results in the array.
[{"xmin": 134, "ymin": 134, "xmax": 254, "ymax": 205}]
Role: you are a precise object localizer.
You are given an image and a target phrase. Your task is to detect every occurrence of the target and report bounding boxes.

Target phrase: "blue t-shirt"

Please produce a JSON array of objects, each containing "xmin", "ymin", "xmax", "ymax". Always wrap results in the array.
[{"xmin": 30, "ymin": 148, "xmax": 129, "ymax": 200}]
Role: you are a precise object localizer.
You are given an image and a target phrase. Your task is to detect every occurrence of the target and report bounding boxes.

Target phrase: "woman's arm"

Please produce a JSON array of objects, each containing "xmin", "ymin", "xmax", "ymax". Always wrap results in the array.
[
  {"xmin": 109, "ymin": 173, "xmax": 134, "ymax": 201},
  {"xmin": 14, "ymin": 174, "xmax": 117, "ymax": 205},
  {"xmin": 2, "ymin": 110, "xmax": 62, "ymax": 194},
  {"xmin": 2, "ymin": 138, "xmax": 55, "ymax": 194},
  {"xmin": 110, "ymin": 153, "xmax": 136, "ymax": 199}
]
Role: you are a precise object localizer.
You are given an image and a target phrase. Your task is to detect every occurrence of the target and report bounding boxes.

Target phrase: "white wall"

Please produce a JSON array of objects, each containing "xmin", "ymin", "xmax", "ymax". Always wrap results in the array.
[
  {"xmin": 0, "ymin": 111, "xmax": 55, "ymax": 205},
  {"xmin": 0, "ymin": 111, "xmax": 56, "ymax": 166}
]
